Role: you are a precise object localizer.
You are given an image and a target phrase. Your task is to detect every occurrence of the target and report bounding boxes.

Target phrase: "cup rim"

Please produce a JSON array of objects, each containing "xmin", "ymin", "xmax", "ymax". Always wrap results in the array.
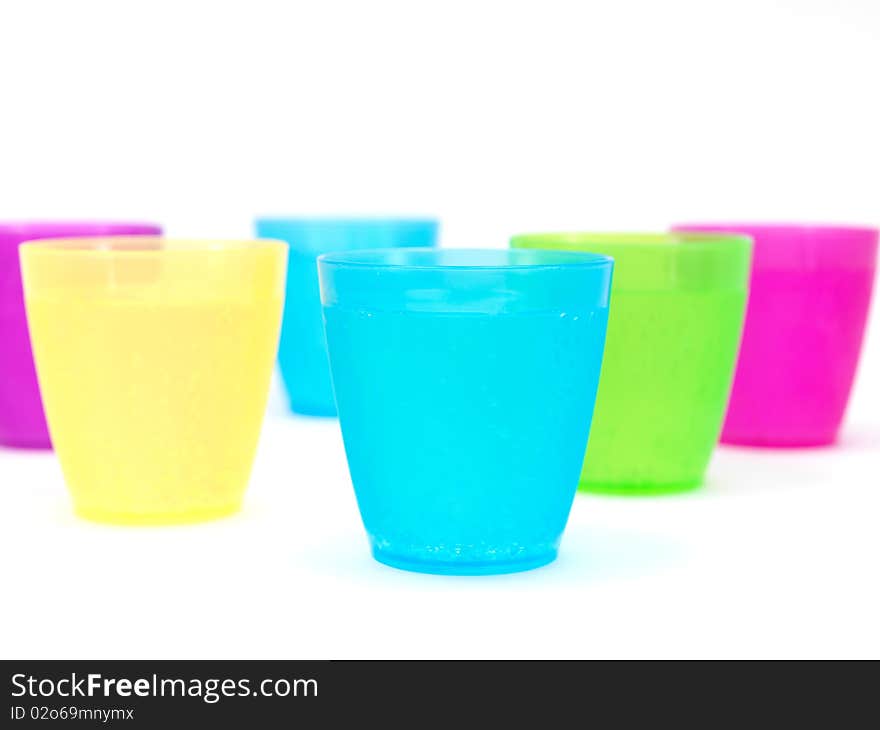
[
  {"xmin": 0, "ymin": 220, "xmax": 160, "ymax": 231},
  {"xmin": 19, "ymin": 237, "xmax": 288, "ymax": 256},
  {"xmin": 317, "ymin": 247, "xmax": 614, "ymax": 271},
  {"xmin": 672, "ymin": 222, "xmax": 878, "ymax": 238},
  {"xmin": 510, "ymin": 231, "xmax": 752, "ymax": 249},
  {"xmin": 0, "ymin": 221, "xmax": 162, "ymax": 242},
  {"xmin": 256, "ymin": 216, "xmax": 439, "ymax": 228}
]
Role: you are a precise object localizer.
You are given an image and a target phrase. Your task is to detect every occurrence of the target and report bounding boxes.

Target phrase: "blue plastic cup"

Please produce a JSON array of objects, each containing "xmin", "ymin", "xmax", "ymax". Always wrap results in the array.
[
  {"xmin": 254, "ymin": 218, "xmax": 439, "ymax": 415},
  {"xmin": 318, "ymin": 248, "xmax": 613, "ymax": 575}
]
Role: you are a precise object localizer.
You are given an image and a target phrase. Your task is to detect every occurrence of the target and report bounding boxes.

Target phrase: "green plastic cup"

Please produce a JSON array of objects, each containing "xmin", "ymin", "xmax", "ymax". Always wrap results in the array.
[{"xmin": 510, "ymin": 233, "xmax": 752, "ymax": 494}]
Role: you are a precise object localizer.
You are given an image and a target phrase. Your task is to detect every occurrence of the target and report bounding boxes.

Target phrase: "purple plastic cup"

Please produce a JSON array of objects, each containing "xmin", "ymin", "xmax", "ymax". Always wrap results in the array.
[
  {"xmin": 672, "ymin": 223, "xmax": 878, "ymax": 447},
  {"xmin": 0, "ymin": 221, "xmax": 162, "ymax": 449}
]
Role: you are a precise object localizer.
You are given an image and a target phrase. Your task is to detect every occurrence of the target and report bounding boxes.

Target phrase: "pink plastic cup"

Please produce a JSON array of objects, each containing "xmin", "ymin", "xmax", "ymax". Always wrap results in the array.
[
  {"xmin": 672, "ymin": 223, "xmax": 878, "ymax": 447},
  {"xmin": 0, "ymin": 221, "xmax": 162, "ymax": 449}
]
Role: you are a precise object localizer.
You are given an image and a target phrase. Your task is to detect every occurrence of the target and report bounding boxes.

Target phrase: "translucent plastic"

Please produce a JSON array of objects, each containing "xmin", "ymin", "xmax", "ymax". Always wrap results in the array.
[
  {"xmin": 254, "ymin": 218, "xmax": 439, "ymax": 416},
  {"xmin": 0, "ymin": 221, "xmax": 161, "ymax": 448},
  {"xmin": 511, "ymin": 233, "xmax": 751, "ymax": 494},
  {"xmin": 20, "ymin": 237, "xmax": 287, "ymax": 524},
  {"xmin": 673, "ymin": 223, "xmax": 878, "ymax": 447},
  {"xmin": 319, "ymin": 248, "xmax": 613, "ymax": 574}
]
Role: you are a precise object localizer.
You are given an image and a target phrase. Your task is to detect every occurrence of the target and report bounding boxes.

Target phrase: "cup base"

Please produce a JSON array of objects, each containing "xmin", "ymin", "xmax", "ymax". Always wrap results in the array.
[
  {"xmin": 371, "ymin": 547, "xmax": 558, "ymax": 576},
  {"xmin": 289, "ymin": 401, "xmax": 337, "ymax": 418},
  {"xmin": 0, "ymin": 436, "xmax": 52, "ymax": 450},
  {"xmin": 720, "ymin": 435, "xmax": 836, "ymax": 449},
  {"xmin": 579, "ymin": 479, "xmax": 702, "ymax": 496},
  {"xmin": 73, "ymin": 502, "xmax": 242, "ymax": 526}
]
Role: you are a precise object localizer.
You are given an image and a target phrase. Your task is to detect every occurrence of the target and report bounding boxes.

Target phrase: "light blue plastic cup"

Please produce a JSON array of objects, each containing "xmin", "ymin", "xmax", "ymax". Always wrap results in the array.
[
  {"xmin": 318, "ymin": 248, "xmax": 614, "ymax": 575},
  {"xmin": 254, "ymin": 218, "xmax": 439, "ymax": 415}
]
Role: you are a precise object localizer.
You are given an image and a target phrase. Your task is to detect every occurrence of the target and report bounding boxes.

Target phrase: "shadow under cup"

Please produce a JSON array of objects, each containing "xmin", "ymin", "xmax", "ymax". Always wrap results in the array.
[
  {"xmin": 0, "ymin": 221, "xmax": 162, "ymax": 449},
  {"xmin": 20, "ymin": 237, "xmax": 287, "ymax": 525},
  {"xmin": 512, "ymin": 233, "xmax": 751, "ymax": 494},
  {"xmin": 254, "ymin": 218, "xmax": 439, "ymax": 417},
  {"xmin": 319, "ymin": 248, "xmax": 613, "ymax": 575}
]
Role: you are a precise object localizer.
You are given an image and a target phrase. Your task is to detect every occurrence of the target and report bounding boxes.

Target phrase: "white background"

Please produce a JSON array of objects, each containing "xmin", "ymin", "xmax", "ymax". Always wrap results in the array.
[{"xmin": 0, "ymin": 0, "xmax": 878, "ymax": 659}]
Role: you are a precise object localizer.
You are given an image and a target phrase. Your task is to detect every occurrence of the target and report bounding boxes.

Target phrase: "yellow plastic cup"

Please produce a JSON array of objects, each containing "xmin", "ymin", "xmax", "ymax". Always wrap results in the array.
[{"xmin": 20, "ymin": 237, "xmax": 287, "ymax": 525}]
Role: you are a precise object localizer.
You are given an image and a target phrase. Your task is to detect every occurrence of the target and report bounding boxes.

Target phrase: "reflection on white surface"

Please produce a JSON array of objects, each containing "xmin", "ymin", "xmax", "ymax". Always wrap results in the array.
[{"xmin": 1, "ymin": 410, "xmax": 878, "ymax": 659}]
